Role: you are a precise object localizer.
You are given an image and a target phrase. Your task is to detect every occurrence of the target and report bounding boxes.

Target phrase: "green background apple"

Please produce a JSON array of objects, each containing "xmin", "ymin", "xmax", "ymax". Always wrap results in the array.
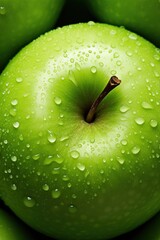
[
  {"xmin": 86, "ymin": 0, "xmax": 160, "ymax": 47},
  {"xmin": 0, "ymin": 22, "xmax": 160, "ymax": 239},
  {"xmin": 0, "ymin": 0, "xmax": 65, "ymax": 72}
]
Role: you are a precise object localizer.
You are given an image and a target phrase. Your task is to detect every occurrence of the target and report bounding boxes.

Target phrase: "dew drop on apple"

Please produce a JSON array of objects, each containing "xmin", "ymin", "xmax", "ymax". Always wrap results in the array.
[
  {"xmin": 126, "ymin": 51, "xmax": 133, "ymax": 57},
  {"xmin": 4, "ymin": 139, "xmax": 8, "ymax": 144},
  {"xmin": 135, "ymin": 117, "xmax": 145, "ymax": 125},
  {"xmin": 55, "ymin": 154, "xmax": 64, "ymax": 164},
  {"xmin": 129, "ymin": 33, "xmax": 138, "ymax": 40},
  {"xmin": 113, "ymin": 52, "xmax": 119, "ymax": 58},
  {"xmin": 154, "ymin": 71, "xmax": 160, "ymax": 78},
  {"xmin": 23, "ymin": 197, "xmax": 36, "ymax": 208},
  {"xmin": 13, "ymin": 121, "xmax": 20, "ymax": 129},
  {"xmin": 75, "ymin": 62, "xmax": 81, "ymax": 71},
  {"xmin": 131, "ymin": 146, "xmax": 141, "ymax": 155},
  {"xmin": 54, "ymin": 96, "xmax": 62, "ymax": 105},
  {"xmin": 141, "ymin": 101, "xmax": 153, "ymax": 109},
  {"xmin": 68, "ymin": 70, "xmax": 77, "ymax": 86},
  {"xmin": 11, "ymin": 184, "xmax": 17, "ymax": 191},
  {"xmin": 70, "ymin": 150, "xmax": 80, "ymax": 159},
  {"xmin": 42, "ymin": 184, "xmax": 49, "ymax": 191},
  {"xmin": 11, "ymin": 156, "xmax": 17, "ymax": 162},
  {"xmin": 51, "ymin": 189, "xmax": 61, "ymax": 199},
  {"xmin": 11, "ymin": 99, "xmax": 18, "ymax": 106},
  {"xmin": 32, "ymin": 154, "xmax": 40, "ymax": 161},
  {"xmin": 117, "ymin": 157, "xmax": 125, "ymax": 165},
  {"xmin": 16, "ymin": 77, "xmax": 23, "ymax": 83},
  {"xmin": 9, "ymin": 109, "xmax": 16, "ymax": 117},
  {"xmin": 44, "ymin": 155, "xmax": 54, "ymax": 165},
  {"xmin": 47, "ymin": 132, "xmax": 56, "ymax": 143},
  {"xmin": 62, "ymin": 175, "xmax": 69, "ymax": 181},
  {"xmin": 68, "ymin": 204, "xmax": 77, "ymax": 213},
  {"xmin": 150, "ymin": 119, "xmax": 158, "ymax": 128},
  {"xmin": 76, "ymin": 162, "xmax": 85, "ymax": 171},
  {"xmin": 0, "ymin": 6, "xmax": 6, "ymax": 15},
  {"xmin": 52, "ymin": 167, "xmax": 60, "ymax": 175},
  {"xmin": 121, "ymin": 139, "xmax": 128, "ymax": 146},
  {"xmin": 90, "ymin": 66, "xmax": 97, "ymax": 74},
  {"xmin": 120, "ymin": 105, "xmax": 129, "ymax": 113}
]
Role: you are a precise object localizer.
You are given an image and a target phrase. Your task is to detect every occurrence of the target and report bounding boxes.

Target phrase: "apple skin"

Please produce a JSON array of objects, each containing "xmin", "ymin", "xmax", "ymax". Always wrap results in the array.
[
  {"xmin": 0, "ymin": 22, "xmax": 160, "ymax": 240},
  {"xmin": 115, "ymin": 211, "xmax": 160, "ymax": 240},
  {"xmin": 86, "ymin": 0, "xmax": 160, "ymax": 47},
  {"xmin": 0, "ymin": 0, "xmax": 65, "ymax": 72},
  {"xmin": 0, "ymin": 204, "xmax": 35, "ymax": 240}
]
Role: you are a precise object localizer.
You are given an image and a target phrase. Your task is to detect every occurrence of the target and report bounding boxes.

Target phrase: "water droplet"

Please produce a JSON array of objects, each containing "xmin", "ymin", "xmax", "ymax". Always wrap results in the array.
[
  {"xmin": 131, "ymin": 146, "xmax": 141, "ymax": 154},
  {"xmin": 90, "ymin": 66, "xmax": 97, "ymax": 74},
  {"xmin": 67, "ymin": 183, "xmax": 72, "ymax": 188},
  {"xmin": 77, "ymin": 162, "xmax": 85, "ymax": 171},
  {"xmin": 16, "ymin": 77, "xmax": 23, "ymax": 83},
  {"xmin": 52, "ymin": 189, "xmax": 61, "ymax": 199},
  {"xmin": 11, "ymin": 99, "xmax": 18, "ymax": 106},
  {"xmin": 60, "ymin": 136, "xmax": 69, "ymax": 142},
  {"xmin": 0, "ymin": 6, "xmax": 6, "ymax": 15},
  {"xmin": 113, "ymin": 52, "xmax": 119, "ymax": 58},
  {"xmin": 9, "ymin": 109, "xmax": 16, "ymax": 116},
  {"xmin": 4, "ymin": 140, "xmax": 8, "ymax": 144},
  {"xmin": 13, "ymin": 122, "xmax": 20, "ymax": 128},
  {"xmin": 150, "ymin": 119, "xmax": 158, "ymax": 128},
  {"xmin": 19, "ymin": 134, "xmax": 24, "ymax": 141},
  {"xmin": 32, "ymin": 154, "xmax": 40, "ymax": 160},
  {"xmin": 70, "ymin": 150, "xmax": 80, "ymax": 159},
  {"xmin": 154, "ymin": 71, "xmax": 160, "ymax": 78},
  {"xmin": 55, "ymin": 154, "xmax": 64, "ymax": 164},
  {"xmin": 135, "ymin": 117, "xmax": 145, "ymax": 125},
  {"xmin": 120, "ymin": 106, "xmax": 129, "ymax": 113},
  {"xmin": 54, "ymin": 96, "xmax": 62, "ymax": 105},
  {"xmin": 47, "ymin": 132, "xmax": 56, "ymax": 143},
  {"xmin": 44, "ymin": 155, "xmax": 54, "ymax": 165},
  {"xmin": 141, "ymin": 102, "xmax": 153, "ymax": 109},
  {"xmin": 117, "ymin": 157, "xmax": 125, "ymax": 165},
  {"xmin": 42, "ymin": 184, "xmax": 49, "ymax": 191},
  {"xmin": 11, "ymin": 184, "xmax": 17, "ymax": 191},
  {"xmin": 116, "ymin": 60, "xmax": 122, "ymax": 66},
  {"xmin": 75, "ymin": 62, "xmax": 81, "ymax": 71},
  {"xmin": 62, "ymin": 175, "xmax": 69, "ymax": 181},
  {"xmin": 129, "ymin": 33, "xmax": 137, "ymax": 40},
  {"xmin": 23, "ymin": 197, "xmax": 35, "ymax": 208},
  {"xmin": 52, "ymin": 167, "xmax": 60, "ymax": 175},
  {"xmin": 87, "ymin": 21, "xmax": 95, "ymax": 26},
  {"xmin": 68, "ymin": 204, "xmax": 77, "ymax": 213},
  {"xmin": 68, "ymin": 70, "xmax": 77, "ymax": 86},
  {"xmin": 11, "ymin": 156, "xmax": 17, "ymax": 162},
  {"xmin": 121, "ymin": 140, "xmax": 128, "ymax": 146},
  {"xmin": 126, "ymin": 51, "xmax": 133, "ymax": 57}
]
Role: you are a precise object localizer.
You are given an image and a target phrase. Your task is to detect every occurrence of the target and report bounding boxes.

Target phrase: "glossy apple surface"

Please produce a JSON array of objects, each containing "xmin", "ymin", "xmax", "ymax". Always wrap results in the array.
[
  {"xmin": 0, "ymin": 0, "xmax": 65, "ymax": 72},
  {"xmin": 87, "ymin": 0, "xmax": 160, "ymax": 47},
  {"xmin": 0, "ymin": 22, "xmax": 160, "ymax": 240}
]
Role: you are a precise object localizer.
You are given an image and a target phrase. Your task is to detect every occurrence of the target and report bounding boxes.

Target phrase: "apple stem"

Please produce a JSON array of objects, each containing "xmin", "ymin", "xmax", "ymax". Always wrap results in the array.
[{"xmin": 85, "ymin": 76, "xmax": 121, "ymax": 123}]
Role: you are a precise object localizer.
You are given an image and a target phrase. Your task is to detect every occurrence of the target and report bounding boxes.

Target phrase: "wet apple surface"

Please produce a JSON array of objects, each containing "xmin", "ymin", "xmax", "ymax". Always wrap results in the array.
[{"xmin": 0, "ymin": 22, "xmax": 160, "ymax": 240}]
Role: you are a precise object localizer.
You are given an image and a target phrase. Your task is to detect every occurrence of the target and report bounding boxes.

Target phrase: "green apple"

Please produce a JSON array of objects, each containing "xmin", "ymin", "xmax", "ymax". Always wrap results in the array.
[
  {"xmin": 86, "ymin": 0, "xmax": 160, "ymax": 47},
  {"xmin": 0, "ymin": 203, "xmax": 35, "ymax": 240},
  {"xmin": 115, "ymin": 211, "xmax": 160, "ymax": 240},
  {"xmin": 0, "ymin": 22, "xmax": 160, "ymax": 240},
  {"xmin": 0, "ymin": 0, "xmax": 65, "ymax": 72}
]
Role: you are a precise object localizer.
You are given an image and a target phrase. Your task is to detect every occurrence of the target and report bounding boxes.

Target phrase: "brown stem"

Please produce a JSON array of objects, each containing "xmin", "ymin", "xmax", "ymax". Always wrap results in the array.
[{"xmin": 85, "ymin": 76, "xmax": 121, "ymax": 123}]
